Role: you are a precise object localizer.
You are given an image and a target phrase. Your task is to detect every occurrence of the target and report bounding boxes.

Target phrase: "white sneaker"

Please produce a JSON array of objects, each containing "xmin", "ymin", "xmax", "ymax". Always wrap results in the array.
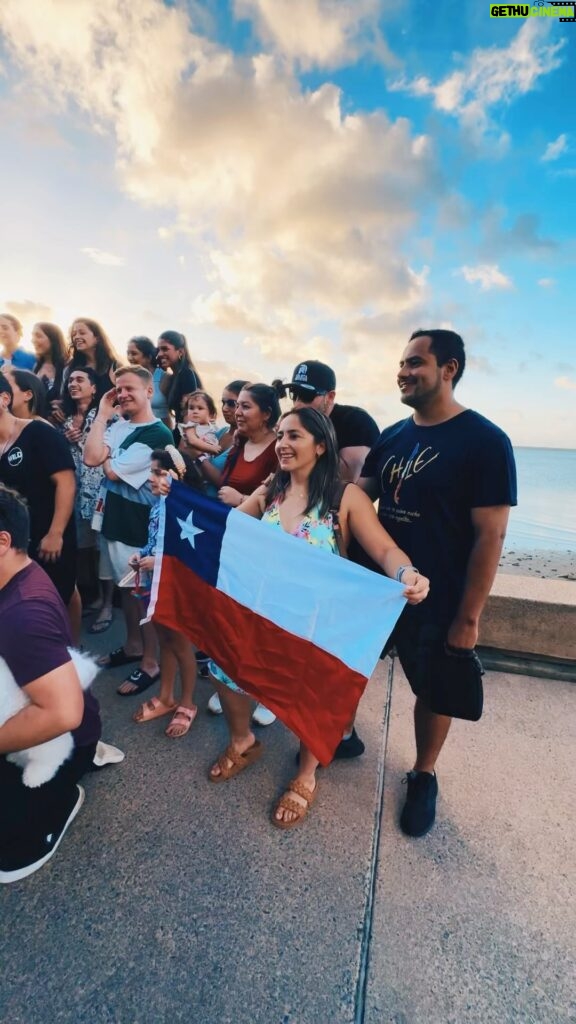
[
  {"xmin": 93, "ymin": 740, "xmax": 125, "ymax": 768},
  {"xmin": 252, "ymin": 703, "xmax": 276, "ymax": 727},
  {"xmin": 207, "ymin": 692, "xmax": 223, "ymax": 715}
]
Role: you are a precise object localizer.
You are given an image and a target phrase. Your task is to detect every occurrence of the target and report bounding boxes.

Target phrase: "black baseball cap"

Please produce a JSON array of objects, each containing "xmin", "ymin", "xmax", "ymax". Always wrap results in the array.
[{"xmin": 288, "ymin": 360, "xmax": 336, "ymax": 395}]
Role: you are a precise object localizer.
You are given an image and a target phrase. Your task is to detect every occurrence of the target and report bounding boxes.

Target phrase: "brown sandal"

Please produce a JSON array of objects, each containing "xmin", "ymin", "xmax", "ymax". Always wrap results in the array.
[
  {"xmin": 208, "ymin": 740, "xmax": 263, "ymax": 783},
  {"xmin": 271, "ymin": 777, "xmax": 318, "ymax": 830}
]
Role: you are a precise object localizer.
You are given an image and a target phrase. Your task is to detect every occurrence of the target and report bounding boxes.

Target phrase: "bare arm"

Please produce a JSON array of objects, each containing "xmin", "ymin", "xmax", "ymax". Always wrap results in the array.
[
  {"xmin": 199, "ymin": 460, "xmax": 224, "ymax": 487},
  {"xmin": 37, "ymin": 469, "xmax": 76, "ymax": 563},
  {"xmin": 339, "ymin": 445, "xmax": 372, "ymax": 484},
  {"xmin": 237, "ymin": 484, "xmax": 267, "ymax": 518},
  {"xmin": 447, "ymin": 506, "xmax": 510, "ymax": 649},
  {"xmin": 83, "ymin": 390, "xmax": 117, "ymax": 466},
  {"xmin": 0, "ymin": 663, "xmax": 84, "ymax": 754},
  {"xmin": 342, "ymin": 485, "xmax": 429, "ymax": 604}
]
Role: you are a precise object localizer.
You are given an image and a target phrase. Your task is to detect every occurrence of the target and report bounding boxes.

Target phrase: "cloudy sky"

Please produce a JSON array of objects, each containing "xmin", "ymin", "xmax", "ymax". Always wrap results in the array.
[{"xmin": 0, "ymin": 0, "xmax": 574, "ymax": 447}]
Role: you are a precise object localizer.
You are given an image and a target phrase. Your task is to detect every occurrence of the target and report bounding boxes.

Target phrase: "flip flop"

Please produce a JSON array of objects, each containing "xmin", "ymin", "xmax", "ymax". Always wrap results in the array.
[
  {"xmin": 88, "ymin": 616, "xmax": 113, "ymax": 635},
  {"xmin": 208, "ymin": 740, "xmax": 263, "ymax": 783},
  {"xmin": 165, "ymin": 705, "xmax": 198, "ymax": 739},
  {"xmin": 97, "ymin": 646, "xmax": 142, "ymax": 669},
  {"xmin": 133, "ymin": 697, "xmax": 177, "ymax": 723},
  {"xmin": 271, "ymin": 777, "xmax": 318, "ymax": 830},
  {"xmin": 117, "ymin": 668, "xmax": 160, "ymax": 696}
]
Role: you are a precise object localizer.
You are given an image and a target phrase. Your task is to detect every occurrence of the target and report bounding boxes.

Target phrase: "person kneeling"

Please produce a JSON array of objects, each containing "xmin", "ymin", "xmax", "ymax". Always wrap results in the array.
[{"xmin": 0, "ymin": 484, "xmax": 102, "ymax": 884}]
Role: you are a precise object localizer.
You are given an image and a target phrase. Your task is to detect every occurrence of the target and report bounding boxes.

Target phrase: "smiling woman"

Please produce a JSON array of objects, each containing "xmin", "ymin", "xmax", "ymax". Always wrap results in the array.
[
  {"xmin": 206, "ymin": 406, "xmax": 430, "ymax": 829},
  {"xmin": 64, "ymin": 318, "xmax": 121, "ymax": 405}
]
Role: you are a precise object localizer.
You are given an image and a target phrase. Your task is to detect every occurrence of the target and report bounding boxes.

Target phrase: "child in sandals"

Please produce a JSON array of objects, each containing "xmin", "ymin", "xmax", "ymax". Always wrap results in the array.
[{"xmin": 131, "ymin": 446, "xmax": 205, "ymax": 739}]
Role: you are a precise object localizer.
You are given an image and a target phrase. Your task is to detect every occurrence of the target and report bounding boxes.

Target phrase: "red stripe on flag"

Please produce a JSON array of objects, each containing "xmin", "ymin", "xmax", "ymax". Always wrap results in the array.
[{"xmin": 154, "ymin": 555, "xmax": 367, "ymax": 765}]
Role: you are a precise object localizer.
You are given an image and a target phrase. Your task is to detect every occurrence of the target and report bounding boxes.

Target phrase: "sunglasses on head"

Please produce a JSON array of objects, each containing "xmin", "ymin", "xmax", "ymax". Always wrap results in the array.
[
  {"xmin": 288, "ymin": 387, "xmax": 327, "ymax": 403},
  {"xmin": 221, "ymin": 398, "xmax": 237, "ymax": 408}
]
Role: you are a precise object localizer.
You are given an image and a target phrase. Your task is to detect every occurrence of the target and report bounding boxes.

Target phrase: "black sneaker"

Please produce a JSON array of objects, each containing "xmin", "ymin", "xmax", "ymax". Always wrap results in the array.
[
  {"xmin": 0, "ymin": 785, "xmax": 85, "ymax": 884},
  {"xmin": 195, "ymin": 650, "xmax": 210, "ymax": 666},
  {"xmin": 400, "ymin": 771, "xmax": 438, "ymax": 837},
  {"xmin": 332, "ymin": 728, "xmax": 365, "ymax": 760}
]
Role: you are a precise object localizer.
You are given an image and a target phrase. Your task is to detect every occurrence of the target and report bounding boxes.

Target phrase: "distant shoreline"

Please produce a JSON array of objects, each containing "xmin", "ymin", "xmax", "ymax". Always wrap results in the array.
[{"xmin": 498, "ymin": 547, "xmax": 575, "ymax": 581}]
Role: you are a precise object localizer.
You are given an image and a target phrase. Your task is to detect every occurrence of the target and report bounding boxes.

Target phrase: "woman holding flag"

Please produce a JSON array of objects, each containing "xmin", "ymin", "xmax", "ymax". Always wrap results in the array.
[{"xmin": 207, "ymin": 406, "xmax": 429, "ymax": 829}]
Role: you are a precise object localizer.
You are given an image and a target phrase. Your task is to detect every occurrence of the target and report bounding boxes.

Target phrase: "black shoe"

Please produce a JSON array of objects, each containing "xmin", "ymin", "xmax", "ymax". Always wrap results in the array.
[
  {"xmin": 195, "ymin": 650, "xmax": 210, "ymax": 666},
  {"xmin": 332, "ymin": 728, "xmax": 365, "ymax": 760},
  {"xmin": 400, "ymin": 771, "xmax": 438, "ymax": 837},
  {"xmin": 0, "ymin": 785, "xmax": 85, "ymax": 884}
]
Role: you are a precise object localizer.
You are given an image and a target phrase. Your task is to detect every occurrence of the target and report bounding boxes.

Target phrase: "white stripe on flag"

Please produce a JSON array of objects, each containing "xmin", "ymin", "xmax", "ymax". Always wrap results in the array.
[{"xmin": 217, "ymin": 508, "xmax": 406, "ymax": 679}]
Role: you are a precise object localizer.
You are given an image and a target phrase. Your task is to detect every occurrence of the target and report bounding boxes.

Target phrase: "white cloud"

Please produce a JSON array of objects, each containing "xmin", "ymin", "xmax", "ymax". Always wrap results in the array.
[
  {"xmin": 234, "ymin": 0, "xmax": 395, "ymax": 70},
  {"xmin": 80, "ymin": 247, "xmax": 125, "ymax": 267},
  {"xmin": 541, "ymin": 133, "xmax": 567, "ymax": 162},
  {"xmin": 391, "ymin": 21, "xmax": 565, "ymax": 144},
  {"xmin": 4, "ymin": 298, "xmax": 53, "ymax": 322},
  {"xmin": 0, "ymin": 0, "xmax": 438, "ymax": 364},
  {"xmin": 457, "ymin": 264, "xmax": 513, "ymax": 291},
  {"xmin": 554, "ymin": 376, "xmax": 576, "ymax": 391},
  {"xmin": 538, "ymin": 277, "xmax": 555, "ymax": 288}
]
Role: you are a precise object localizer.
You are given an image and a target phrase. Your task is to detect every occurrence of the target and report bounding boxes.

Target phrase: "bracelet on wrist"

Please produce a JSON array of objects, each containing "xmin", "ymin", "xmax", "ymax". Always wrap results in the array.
[{"xmin": 395, "ymin": 565, "xmax": 419, "ymax": 583}]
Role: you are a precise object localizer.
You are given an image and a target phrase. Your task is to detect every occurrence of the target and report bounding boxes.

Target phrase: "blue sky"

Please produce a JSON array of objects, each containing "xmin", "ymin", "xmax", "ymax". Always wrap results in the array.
[{"xmin": 0, "ymin": 0, "xmax": 574, "ymax": 446}]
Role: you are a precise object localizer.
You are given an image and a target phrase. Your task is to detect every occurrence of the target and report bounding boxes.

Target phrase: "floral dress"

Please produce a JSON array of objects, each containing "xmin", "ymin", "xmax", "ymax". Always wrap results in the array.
[{"xmin": 62, "ymin": 408, "xmax": 105, "ymax": 525}]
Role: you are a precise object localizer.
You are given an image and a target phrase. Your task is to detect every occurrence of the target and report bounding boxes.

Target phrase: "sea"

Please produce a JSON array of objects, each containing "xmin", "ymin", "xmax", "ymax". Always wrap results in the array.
[{"xmin": 505, "ymin": 447, "xmax": 575, "ymax": 553}]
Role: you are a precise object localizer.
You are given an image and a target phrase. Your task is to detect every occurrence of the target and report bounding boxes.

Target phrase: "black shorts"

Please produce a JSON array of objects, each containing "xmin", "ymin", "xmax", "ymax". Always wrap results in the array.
[
  {"xmin": 384, "ymin": 612, "xmax": 448, "ymax": 704},
  {"xmin": 30, "ymin": 542, "xmax": 77, "ymax": 605}
]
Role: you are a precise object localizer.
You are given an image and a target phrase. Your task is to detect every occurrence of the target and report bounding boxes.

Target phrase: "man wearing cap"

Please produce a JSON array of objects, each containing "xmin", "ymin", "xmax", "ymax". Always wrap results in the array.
[
  {"xmin": 286, "ymin": 360, "xmax": 380, "ymax": 483},
  {"xmin": 359, "ymin": 329, "xmax": 516, "ymax": 837}
]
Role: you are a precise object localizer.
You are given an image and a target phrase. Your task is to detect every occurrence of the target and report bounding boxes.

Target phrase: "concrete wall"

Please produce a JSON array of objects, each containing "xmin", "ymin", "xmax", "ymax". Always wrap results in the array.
[{"xmin": 479, "ymin": 573, "xmax": 576, "ymax": 663}]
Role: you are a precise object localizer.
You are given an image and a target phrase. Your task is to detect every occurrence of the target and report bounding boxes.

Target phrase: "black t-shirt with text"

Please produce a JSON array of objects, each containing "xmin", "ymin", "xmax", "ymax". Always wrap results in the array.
[
  {"xmin": 360, "ymin": 410, "xmax": 517, "ymax": 624},
  {"xmin": 0, "ymin": 421, "xmax": 76, "ymax": 550}
]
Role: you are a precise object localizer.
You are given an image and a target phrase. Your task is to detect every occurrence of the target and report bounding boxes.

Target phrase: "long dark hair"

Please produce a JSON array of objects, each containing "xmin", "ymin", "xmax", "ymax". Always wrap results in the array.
[
  {"xmin": 266, "ymin": 408, "xmax": 339, "ymax": 517},
  {"xmin": 159, "ymin": 330, "xmax": 203, "ymax": 408},
  {"xmin": 8, "ymin": 369, "xmax": 48, "ymax": 419},
  {"xmin": 33, "ymin": 322, "xmax": 68, "ymax": 373},
  {"xmin": 61, "ymin": 365, "xmax": 100, "ymax": 420},
  {"xmin": 69, "ymin": 318, "xmax": 120, "ymax": 376},
  {"xmin": 129, "ymin": 336, "xmax": 157, "ymax": 368},
  {"xmin": 220, "ymin": 382, "xmax": 281, "ymax": 484}
]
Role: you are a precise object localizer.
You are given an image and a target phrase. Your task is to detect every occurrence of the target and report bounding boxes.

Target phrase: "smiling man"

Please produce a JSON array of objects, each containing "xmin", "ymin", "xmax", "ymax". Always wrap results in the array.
[
  {"xmin": 83, "ymin": 366, "xmax": 172, "ymax": 695},
  {"xmin": 359, "ymin": 329, "xmax": 517, "ymax": 837},
  {"xmin": 286, "ymin": 361, "xmax": 380, "ymax": 485}
]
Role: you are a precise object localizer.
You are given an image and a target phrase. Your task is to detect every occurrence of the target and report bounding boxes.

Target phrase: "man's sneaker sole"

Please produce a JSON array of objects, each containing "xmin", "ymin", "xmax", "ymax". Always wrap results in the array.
[{"xmin": 0, "ymin": 785, "xmax": 85, "ymax": 884}]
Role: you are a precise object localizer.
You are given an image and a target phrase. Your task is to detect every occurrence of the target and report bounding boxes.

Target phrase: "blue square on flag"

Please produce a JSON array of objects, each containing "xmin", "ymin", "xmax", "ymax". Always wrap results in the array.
[{"xmin": 163, "ymin": 483, "xmax": 229, "ymax": 588}]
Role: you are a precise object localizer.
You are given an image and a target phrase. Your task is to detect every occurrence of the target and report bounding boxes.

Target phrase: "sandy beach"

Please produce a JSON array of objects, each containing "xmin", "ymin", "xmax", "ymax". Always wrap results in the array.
[{"xmin": 498, "ymin": 547, "xmax": 576, "ymax": 581}]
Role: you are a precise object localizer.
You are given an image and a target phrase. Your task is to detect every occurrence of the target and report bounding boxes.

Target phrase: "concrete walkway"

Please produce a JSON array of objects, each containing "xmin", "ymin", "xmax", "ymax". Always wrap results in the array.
[{"xmin": 2, "ymin": 618, "xmax": 575, "ymax": 1024}]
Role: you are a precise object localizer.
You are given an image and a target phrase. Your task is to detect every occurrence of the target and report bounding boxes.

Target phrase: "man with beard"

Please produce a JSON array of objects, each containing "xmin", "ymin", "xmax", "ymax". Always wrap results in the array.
[{"xmin": 359, "ymin": 329, "xmax": 517, "ymax": 837}]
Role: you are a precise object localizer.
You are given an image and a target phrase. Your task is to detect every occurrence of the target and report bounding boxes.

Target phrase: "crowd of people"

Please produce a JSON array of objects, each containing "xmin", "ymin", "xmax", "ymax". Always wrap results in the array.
[{"xmin": 0, "ymin": 317, "xmax": 517, "ymax": 881}]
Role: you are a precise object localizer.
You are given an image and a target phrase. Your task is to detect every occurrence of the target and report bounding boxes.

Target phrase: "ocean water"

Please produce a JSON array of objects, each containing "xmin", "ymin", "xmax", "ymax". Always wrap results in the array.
[{"xmin": 504, "ymin": 448, "xmax": 576, "ymax": 553}]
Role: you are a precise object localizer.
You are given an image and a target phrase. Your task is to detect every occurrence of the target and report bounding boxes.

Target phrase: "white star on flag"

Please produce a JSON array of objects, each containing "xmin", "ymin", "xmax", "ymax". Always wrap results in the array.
[{"xmin": 177, "ymin": 510, "xmax": 204, "ymax": 548}]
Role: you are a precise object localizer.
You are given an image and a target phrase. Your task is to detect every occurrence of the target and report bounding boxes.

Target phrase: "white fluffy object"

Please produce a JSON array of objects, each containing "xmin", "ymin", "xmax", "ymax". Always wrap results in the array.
[{"xmin": 0, "ymin": 647, "xmax": 98, "ymax": 788}]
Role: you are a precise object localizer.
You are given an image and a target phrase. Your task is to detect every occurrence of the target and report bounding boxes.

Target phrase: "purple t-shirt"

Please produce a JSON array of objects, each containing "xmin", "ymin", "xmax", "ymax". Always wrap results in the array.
[{"xmin": 0, "ymin": 561, "xmax": 101, "ymax": 747}]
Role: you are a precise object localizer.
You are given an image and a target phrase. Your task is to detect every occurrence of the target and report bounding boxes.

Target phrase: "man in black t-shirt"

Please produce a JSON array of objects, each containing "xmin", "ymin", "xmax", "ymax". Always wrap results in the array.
[
  {"xmin": 359, "ymin": 329, "xmax": 517, "ymax": 837},
  {"xmin": 284, "ymin": 360, "xmax": 380, "ymax": 483},
  {"xmin": 0, "ymin": 484, "xmax": 102, "ymax": 884}
]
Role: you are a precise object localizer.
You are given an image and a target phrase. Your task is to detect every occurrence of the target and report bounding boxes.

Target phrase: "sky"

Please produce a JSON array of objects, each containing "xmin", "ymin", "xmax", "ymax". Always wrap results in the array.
[{"xmin": 0, "ymin": 0, "xmax": 574, "ymax": 448}]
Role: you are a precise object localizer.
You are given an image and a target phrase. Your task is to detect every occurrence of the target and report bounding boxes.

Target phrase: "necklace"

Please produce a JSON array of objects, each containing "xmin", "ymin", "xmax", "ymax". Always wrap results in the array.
[{"xmin": 0, "ymin": 423, "xmax": 19, "ymax": 460}]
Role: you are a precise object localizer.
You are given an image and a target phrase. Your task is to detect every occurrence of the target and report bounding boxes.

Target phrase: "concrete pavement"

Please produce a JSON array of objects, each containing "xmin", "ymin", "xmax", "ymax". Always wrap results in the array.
[{"xmin": 2, "ymin": 616, "xmax": 575, "ymax": 1024}]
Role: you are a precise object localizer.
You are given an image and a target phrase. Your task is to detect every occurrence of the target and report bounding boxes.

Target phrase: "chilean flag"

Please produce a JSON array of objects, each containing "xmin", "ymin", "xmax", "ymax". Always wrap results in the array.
[{"xmin": 148, "ymin": 483, "xmax": 407, "ymax": 765}]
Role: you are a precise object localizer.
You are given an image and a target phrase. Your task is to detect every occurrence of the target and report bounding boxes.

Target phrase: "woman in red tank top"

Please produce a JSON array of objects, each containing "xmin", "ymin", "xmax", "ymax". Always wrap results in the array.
[{"xmin": 217, "ymin": 383, "xmax": 281, "ymax": 507}]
